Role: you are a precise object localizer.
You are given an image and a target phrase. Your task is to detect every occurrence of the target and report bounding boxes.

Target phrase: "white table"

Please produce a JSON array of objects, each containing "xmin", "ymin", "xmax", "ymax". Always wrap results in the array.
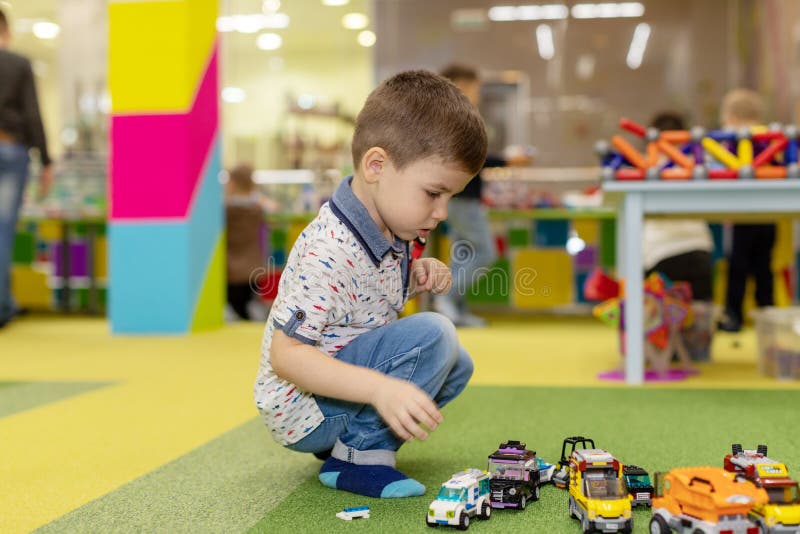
[{"xmin": 602, "ymin": 180, "xmax": 800, "ymax": 384}]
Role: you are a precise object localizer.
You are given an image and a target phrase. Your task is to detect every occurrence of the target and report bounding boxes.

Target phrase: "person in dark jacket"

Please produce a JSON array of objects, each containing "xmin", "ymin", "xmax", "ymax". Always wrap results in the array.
[{"xmin": 0, "ymin": 8, "xmax": 54, "ymax": 327}]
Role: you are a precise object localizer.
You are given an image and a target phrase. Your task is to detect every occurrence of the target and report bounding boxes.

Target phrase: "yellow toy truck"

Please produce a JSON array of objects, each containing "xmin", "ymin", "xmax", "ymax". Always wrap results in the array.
[
  {"xmin": 649, "ymin": 466, "xmax": 768, "ymax": 534},
  {"xmin": 724, "ymin": 444, "xmax": 800, "ymax": 533},
  {"xmin": 567, "ymin": 448, "xmax": 633, "ymax": 533}
]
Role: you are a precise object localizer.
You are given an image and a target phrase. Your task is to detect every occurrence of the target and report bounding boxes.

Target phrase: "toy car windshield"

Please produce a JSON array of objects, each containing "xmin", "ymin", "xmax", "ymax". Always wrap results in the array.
[
  {"xmin": 585, "ymin": 478, "xmax": 627, "ymax": 499},
  {"xmin": 436, "ymin": 487, "xmax": 466, "ymax": 501}
]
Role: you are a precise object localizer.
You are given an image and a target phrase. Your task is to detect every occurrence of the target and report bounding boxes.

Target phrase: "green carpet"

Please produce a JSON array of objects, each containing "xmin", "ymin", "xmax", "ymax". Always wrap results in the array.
[
  {"xmin": 35, "ymin": 419, "xmax": 318, "ymax": 534},
  {"xmin": 0, "ymin": 381, "xmax": 110, "ymax": 419},
  {"xmin": 251, "ymin": 385, "xmax": 800, "ymax": 534}
]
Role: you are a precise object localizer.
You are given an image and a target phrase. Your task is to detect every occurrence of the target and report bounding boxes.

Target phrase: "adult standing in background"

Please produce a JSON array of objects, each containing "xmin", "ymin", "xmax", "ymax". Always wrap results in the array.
[
  {"xmin": 434, "ymin": 64, "xmax": 500, "ymax": 327},
  {"xmin": 0, "ymin": 8, "xmax": 54, "ymax": 328}
]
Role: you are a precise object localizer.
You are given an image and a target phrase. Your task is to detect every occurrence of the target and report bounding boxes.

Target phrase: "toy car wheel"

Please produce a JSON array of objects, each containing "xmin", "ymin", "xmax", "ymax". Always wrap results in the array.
[
  {"xmin": 649, "ymin": 515, "xmax": 669, "ymax": 534},
  {"xmin": 425, "ymin": 516, "xmax": 437, "ymax": 528},
  {"xmin": 533, "ymin": 484, "xmax": 540, "ymax": 501},
  {"xmin": 458, "ymin": 512, "xmax": 470, "ymax": 531},
  {"xmin": 479, "ymin": 502, "xmax": 491, "ymax": 519},
  {"xmin": 519, "ymin": 495, "xmax": 526, "ymax": 510}
]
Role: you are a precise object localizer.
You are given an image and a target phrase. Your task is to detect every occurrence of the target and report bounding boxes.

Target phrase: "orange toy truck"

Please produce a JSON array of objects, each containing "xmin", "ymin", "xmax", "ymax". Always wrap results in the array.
[{"xmin": 649, "ymin": 466, "xmax": 768, "ymax": 534}]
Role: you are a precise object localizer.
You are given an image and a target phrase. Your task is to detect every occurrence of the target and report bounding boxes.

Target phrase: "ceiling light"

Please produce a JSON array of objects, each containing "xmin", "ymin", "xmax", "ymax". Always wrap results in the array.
[
  {"xmin": 536, "ymin": 24, "xmax": 554, "ymax": 60},
  {"xmin": 488, "ymin": 4, "xmax": 568, "ymax": 21},
  {"xmin": 216, "ymin": 13, "xmax": 289, "ymax": 33},
  {"xmin": 257, "ymin": 32, "xmax": 283, "ymax": 50},
  {"xmin": 297, "ymin": 94, "xmax": 315, "ymax": 110},
  {"xmin": 342, "ymin": 13, "xmax": 369, "ymax": 30},
  {"xmin": 626, "ymin": 22, "xmax": 650, "ymax": 69},
  {"xmin": 571, "ymin": 2, "xmax": 644, "ymax": 19},
  {"xmin": 357, "ymin": 30, "xmax": 376, "ymax": 47},
  {"xmin": 222, "ymin": 87, "xmax": 247, "ymax": 103},
  {"xmin": 262, "ymin": 0, "xmax": 280, "ymax": 12},
  {"xmin": 322, "ymin": 0, "xmax": 350, "ymax": 5},
  {"xmin": 32, "ymin": 21, "xmax": 60, "ymax": 40}
]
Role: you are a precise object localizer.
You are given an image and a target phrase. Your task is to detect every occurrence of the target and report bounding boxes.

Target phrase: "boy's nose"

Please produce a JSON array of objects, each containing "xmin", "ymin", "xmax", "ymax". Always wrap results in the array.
[{"xmin": 433, "ymin": 202, "xmax": 447, "ymax": 221}]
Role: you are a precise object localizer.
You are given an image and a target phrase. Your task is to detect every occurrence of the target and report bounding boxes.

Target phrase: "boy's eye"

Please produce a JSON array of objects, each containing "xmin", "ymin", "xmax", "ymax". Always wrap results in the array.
[{"xmin": 426, "ymin": 190, "xmax": 441, "ymax": 199}]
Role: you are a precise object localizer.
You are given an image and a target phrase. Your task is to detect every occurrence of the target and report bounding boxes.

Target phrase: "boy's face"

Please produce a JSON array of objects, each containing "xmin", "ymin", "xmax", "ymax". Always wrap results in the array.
[{"xmin": 365, "ymin": 153, "xmax": 474, "ymax": 242}]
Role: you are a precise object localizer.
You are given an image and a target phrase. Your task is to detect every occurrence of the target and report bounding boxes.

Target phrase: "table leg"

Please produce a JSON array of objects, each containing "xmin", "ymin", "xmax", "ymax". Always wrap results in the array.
[{"xmin": 622, "ymin": 193, "xmax": 644, "ymax": 385}]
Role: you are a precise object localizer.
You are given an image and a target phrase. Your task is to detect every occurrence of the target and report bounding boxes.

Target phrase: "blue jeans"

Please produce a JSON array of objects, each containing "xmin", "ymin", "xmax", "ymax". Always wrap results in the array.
[
  {"xmin": 444, "ymin": 198, "xmax": 497, "ymax": 311},
  {"xmin": 0, "ymin": 143, "xmax": 30, "ymax": 323},
  {"xmin": 287, "ymin": 312, "xmax": 473, "ymax": 455}
]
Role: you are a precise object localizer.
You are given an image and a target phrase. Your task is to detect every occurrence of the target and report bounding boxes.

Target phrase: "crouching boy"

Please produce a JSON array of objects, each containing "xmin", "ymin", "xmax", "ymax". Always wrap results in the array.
[{"xmin": 255, "ymin": 70, "xmax": 488, "ymax": 498}]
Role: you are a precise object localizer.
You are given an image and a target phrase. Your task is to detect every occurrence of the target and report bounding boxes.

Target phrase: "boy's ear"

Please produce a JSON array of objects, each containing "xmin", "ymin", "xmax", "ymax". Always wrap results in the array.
[{"xmin": 362, "ymin": 147, "xmax": 389, "ymax": 183}]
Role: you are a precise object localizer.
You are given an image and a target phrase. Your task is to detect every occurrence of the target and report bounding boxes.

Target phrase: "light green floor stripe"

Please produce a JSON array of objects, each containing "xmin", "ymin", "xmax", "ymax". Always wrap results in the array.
[
  {"xmin": 252, "ymin": 385, "xmax": 800, "ymax": 534},
  {"xmin": 0, "ymin": 382, "xmax": 110, "ymax": 419},
  {"xmin": 34, "ymin": 418, "xmax": 318, "ymax": 534}
]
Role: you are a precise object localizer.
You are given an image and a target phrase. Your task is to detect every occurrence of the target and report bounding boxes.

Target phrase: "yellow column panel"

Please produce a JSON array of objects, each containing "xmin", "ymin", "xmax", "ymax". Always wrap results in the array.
[{"xmin": 109, "ymin": 0, "xmax": 217, "ymax": 113}]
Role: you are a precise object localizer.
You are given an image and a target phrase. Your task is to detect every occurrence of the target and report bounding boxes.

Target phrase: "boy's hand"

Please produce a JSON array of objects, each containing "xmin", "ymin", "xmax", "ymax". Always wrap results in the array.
[
  {"xmin": 371, "ymin": 377, "xmax": 443, "ymax": 441},
  {"xmin": 411, "ymin": 257, "xmax": 451, "ymax": 295}
]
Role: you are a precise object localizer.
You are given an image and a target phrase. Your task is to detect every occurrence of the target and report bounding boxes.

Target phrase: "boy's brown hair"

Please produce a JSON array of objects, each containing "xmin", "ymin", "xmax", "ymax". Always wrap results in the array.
[
  {"xmin": 721, "ymin": 88, "xmax": 764, "ymax": 126},
  {"xmin": 0, "ymin": 9, "xmax": 8, "ymax": 34},
  {"xmin": 351, "ymin": 70, "xmax": 487, "ymax": 176}
]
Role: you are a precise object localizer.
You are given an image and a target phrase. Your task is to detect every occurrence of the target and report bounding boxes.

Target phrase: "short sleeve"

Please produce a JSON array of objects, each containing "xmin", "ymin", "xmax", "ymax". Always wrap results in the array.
[{"xmin": 271, "ymin": 238, "xmax": 352, "ymax": 345}]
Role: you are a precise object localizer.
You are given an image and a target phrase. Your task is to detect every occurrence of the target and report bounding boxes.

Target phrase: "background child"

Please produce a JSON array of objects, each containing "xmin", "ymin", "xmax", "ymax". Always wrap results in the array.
[
  {"xmin": 717, "ymin": 89, "xmax": 774, "ymax": 332},
  {"xmin": 225, "ymin": 163, "xmax": 273, "ymax": 321},
  {"xmin": 254, "ymin": 70, "xmax": 488, "ymax": 499}
]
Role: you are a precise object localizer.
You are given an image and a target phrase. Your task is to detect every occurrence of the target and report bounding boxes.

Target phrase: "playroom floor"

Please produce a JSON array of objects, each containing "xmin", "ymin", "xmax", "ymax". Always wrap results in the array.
[{"xmin": 2, "ymin": 315, "xmax": 799, "ymax": 534}]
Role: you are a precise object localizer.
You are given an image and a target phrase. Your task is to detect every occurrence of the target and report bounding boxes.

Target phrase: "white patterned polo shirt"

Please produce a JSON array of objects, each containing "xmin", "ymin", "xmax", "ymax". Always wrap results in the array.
[{"xmin": 254, "ymin": 176, "xmax": 411, "ymax": 445}]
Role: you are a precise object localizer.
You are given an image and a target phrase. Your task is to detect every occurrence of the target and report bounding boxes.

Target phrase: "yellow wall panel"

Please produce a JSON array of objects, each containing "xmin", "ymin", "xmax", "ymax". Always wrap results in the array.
[
  {"xmin": 573, "ymin": 220, "xmax": 599, "ymax": 244},
  {"xmin": 511, "ymin": 248, "xmax": 573, "ymax": 309},
  {"xmin": 109, "ymin": 0, "xmax": 217, "ymax": 112},
  {"xmin": 11, "ymin": 266, "xmax": 52, "ymax": 309}
]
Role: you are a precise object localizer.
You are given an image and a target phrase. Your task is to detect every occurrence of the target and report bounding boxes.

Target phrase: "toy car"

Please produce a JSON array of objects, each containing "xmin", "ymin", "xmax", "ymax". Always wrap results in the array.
[
  {"xmin": 623, "ymin": 464, "xmax": 654, "ymax": 507},
  {"xmin": 426, "ymin": 469, "xmax": 492, "ymax": 529},
  {"xmin": 650, "ymin": 466, "xmax": 767, "ymax": 534},
  {"xmin": 537, "ymin": 456, "xmax": 556, "ymax": 484},
  {"xmin": 724, "ymin": 443, "xmax": 800, "ymax": 533},
  {"xmin": 487, "ymin": 440, "xmax": 543, "ymax": 509},
  {"xmin": 567, "ymin": 448, "xmax": 633, "ymax": 534},
  {"xmin": 336, "ymin": 506, "xmax": 370, "ymax": 520},
  {"xmin": 553, "ymin": 435, "xmax": 596, "ymax": 489}
]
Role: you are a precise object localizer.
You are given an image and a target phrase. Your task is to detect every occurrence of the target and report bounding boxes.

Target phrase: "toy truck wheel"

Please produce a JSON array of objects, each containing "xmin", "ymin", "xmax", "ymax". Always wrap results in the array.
[
  {"xmin": 581, "ymin": 515, "xmax": 592, "ymax": 533},
  {"xmin": 457, "ymin": 512, "xmax": 470, "ymax": 530},
  {"xmin": 519, "ymin": 495, "xmax": 526, "ymax": 510},
  {"xmin": 649, "ymin": 515, "xmax": 669, "ymax": 534},
  {"xmin": 532, "ymin": 484, "xmax": 540, "ymax": 501},
  {"xmin": 479, "ymin": 501, "xmax": 491, "ymax": 519},
  {"xmin": 568, "ymin": 497, "xmax": 578, "ymax": 519}
]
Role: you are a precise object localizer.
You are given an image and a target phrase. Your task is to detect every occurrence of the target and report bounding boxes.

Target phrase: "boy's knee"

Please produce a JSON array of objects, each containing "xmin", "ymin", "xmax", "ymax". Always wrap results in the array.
[
  {"xmin": 456, "ymin": 348, "xmax": 474, "ymax": 380},
  {"xmin": 411, "ymin": 312, "xmax": 459, "ymax": 362}
]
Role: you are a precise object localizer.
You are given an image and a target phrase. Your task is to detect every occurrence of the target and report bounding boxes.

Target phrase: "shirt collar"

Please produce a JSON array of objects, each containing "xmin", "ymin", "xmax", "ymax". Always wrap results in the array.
[{"xmin": 329, "ymin": 176, "xmax": 405, "ymax": 267}]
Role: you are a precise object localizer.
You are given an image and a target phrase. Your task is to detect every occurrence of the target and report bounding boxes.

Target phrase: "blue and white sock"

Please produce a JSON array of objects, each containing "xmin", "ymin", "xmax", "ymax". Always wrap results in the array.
[{"xmin": 319, "ymin": 457, "xmax": 426, "ymax": 498}]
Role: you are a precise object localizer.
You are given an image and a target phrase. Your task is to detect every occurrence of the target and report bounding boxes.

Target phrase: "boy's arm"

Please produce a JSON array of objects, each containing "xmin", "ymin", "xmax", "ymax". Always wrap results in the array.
[{"xmin": 270, "ymin": 329, "xmax": 443, "ymax": 441}]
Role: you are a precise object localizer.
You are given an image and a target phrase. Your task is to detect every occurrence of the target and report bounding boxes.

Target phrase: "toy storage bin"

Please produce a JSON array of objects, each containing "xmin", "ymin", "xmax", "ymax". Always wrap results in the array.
[
  {"xmin": 752, "ymin": 307, "xmax": 800, "ymax": 380},
  {"xmin": 681, "ymin": 301, "xmax": 718, "ymax": 362}
]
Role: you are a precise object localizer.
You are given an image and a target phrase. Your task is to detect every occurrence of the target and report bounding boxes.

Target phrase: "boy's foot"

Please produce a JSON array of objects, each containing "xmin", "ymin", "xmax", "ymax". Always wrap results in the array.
[{"xmin": 318, "ymin": 457, "xmax": 425, "ymax": 498}]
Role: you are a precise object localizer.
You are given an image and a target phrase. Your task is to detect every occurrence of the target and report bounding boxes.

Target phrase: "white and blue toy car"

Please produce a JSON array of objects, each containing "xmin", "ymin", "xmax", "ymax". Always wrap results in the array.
[{"xmin": 426, "ymin": 469, "xmax": 492, "ymax": 530}]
